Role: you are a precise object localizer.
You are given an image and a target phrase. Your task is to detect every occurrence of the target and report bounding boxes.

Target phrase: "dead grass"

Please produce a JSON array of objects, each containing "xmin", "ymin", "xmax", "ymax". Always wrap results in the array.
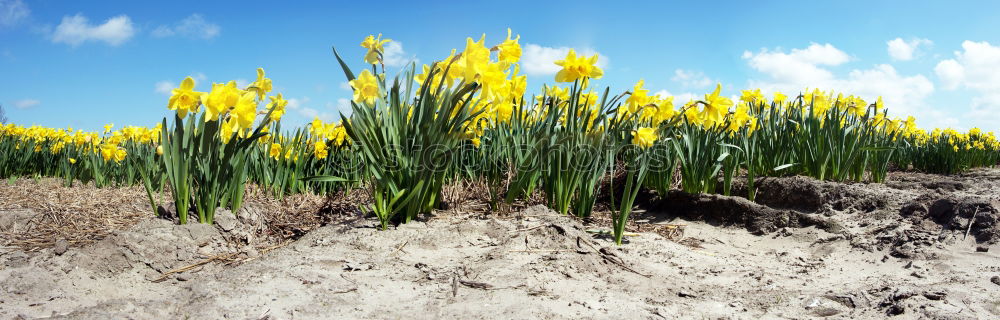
[{"xmin": 0, "ymin": 178, "xmax": 151, "ymax": 251}]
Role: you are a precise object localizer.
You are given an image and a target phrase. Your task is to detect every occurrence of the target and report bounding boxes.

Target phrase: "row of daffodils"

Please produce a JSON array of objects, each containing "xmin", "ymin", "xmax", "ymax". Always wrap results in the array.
[{"xmin": 1, "ymin": 31, "xmax": 997, "ymax": 244}]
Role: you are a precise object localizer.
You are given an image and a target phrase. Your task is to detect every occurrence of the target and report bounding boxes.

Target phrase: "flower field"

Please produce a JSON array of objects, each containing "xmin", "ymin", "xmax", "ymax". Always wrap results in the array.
[{"xmin": 2, "ymin": 32, "xmax": 997, "ymax": 243}]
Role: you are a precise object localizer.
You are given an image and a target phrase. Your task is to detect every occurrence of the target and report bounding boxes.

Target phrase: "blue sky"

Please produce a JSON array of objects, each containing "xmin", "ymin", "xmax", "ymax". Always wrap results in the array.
[{"xmin": 2, "ymin": 0, "xmax": 1000, "ymax": 132}]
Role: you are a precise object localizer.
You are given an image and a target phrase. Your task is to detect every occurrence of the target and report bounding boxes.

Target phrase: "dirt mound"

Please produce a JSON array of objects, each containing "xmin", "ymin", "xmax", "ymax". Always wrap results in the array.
[
  {"xmin": 482, "ymin": 205, "xmax": 641, "ymax": 278},
  {"xmin": 900, "ymin": 195, "xmax": 1000, "ymax": 244},
  {"xmin": 4, "ymin": 205, "xmax": 277, "ymax": 283},
  {"xmin": 650, "ymin": 190, "xmax": 842, "ymax": 235},
  {"xmin": 872, "ymin": 285, "xmax": 969, "ymax": 317},
  {"xmin": 73, "ymin": 219, "xmax": 226, "ymax": 276},
  {"xmin": 747, "ymin": 176, "xmax": 888, "ymax": 214}
]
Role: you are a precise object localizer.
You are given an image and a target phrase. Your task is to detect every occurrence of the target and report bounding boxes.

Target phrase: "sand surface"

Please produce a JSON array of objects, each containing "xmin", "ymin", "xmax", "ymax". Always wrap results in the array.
[{"xmin": 2, "ymin": 170, "xmax": 1000, "ymax": 319}]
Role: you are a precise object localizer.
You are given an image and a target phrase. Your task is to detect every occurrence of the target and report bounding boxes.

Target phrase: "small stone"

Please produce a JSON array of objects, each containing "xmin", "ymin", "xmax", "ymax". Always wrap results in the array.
[
  {"xmin": 677, "ymin": 291, "xmax": 697, "ymax": 298},
  {"xmin": 53, "ymin": 239, "xmax": 69, "ymax": 256},
  {"xmin": 991, "ymin": 276, "xmax": 1000, "ymax": 286},
  {"xmin": 922, "ymin": 291, "xmax": 946, "ymax": 300},
  {"xmin": 176, "ymin": 273, "xmax": 191, "ymax": 281},
  {"xmin": 976, "ymin": 246, "xmax": 989, "ymax": 253},
  {"xmin": 811, "ymin": 307, "xmax": 840, "ymax": 317},
  {"xmin": 214, "ymin": 209, "xmax": 237, "ymax": 232},
  {"xmin": 197, "ymin": 246, "xmax": 214, "ymax": 256}
]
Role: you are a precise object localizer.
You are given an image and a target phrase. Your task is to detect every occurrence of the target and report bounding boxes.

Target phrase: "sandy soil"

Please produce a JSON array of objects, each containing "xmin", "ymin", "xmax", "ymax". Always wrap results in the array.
[{"xmin": 2, "ymin": 169, "xmax": 1000, "ymax": 319}]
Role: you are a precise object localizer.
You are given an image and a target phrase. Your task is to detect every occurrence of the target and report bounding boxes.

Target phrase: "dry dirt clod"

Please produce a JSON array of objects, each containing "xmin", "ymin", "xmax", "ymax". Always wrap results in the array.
[{"xmin": 52, "ymin": 239, "xmax": 68, "ymax": 256}]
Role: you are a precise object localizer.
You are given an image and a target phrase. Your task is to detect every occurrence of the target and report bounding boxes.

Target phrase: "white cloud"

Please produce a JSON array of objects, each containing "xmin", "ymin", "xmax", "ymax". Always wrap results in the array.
[
  {"xmin": 934, "ymin": 41, "xmax": 1000, "ymax": 92},
  {"xmin": 339, "ymin": 82, "xmax": 351, "ymax": 91},
  {"xmin": 151, "ymin": 14, "xmax": 220, "ymax": 40},
  {"xmin": 285, "ymin": 97, "xmax": 347, "ymax": 122},
  {"xmin": 12, "ymin": 98, "xmax": 39, "ymax": 109},
  {"xmin": 934, "ymin": 59, "xmax": 964, "ymax": 90},
  {"xmin": 934, "ymin": 41, "xmax": 1000, "ymax": 129},
  {"xmin": 520, "ymin": 44, "xmax": 608, "ymax": 76},
  {"xmin": 0, "ymin": 0, "xmax": 29, "ymax": 27},
  {"xmin": 51, "ymin": 14, "xmax": 135, "ymax": 47},
  {"xmin": 154, "ymin": 73, "xmax": 208, "ymax": 95},
  {"xmin": 335, "ymin": 98, "xmax": 352, "ymax": 112},
  {"xmin": 742, "ymin": 43, "xmax": 850, "ymax": 85},
  {"xmin": 154, "ymin": 81, "xmax": 175, "ymax": 95},
  {"xmin": 298, "ymin": 107, "xmax": 335, "ymax": 122},
  {"xmin": 653, "ymin": 90, "xmax": 699, "ymax": 106},
  {"xmin": 887, "ymin": 37, "xmax": 932, "ymax": 61},
  {"xmin": 743, "ymin": 43, "xmax": 943, "ymax": 127},
  {"xmin": 671, "ymin": 69, "xmax": 713, "ymax": 88},
  {"xmin": 382, "ymin": 41, "xmax": 416, "ymax": 67},
  {"xmin": 286, "ymin": 97, "xmax": 310, "ymax": 110}
]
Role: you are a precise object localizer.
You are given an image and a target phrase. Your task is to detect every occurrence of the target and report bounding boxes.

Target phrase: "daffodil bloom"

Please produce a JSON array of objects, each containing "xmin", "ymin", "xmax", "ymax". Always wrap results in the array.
[
  {"xmin": 156, "ymin": 145, "xmax": 163, "ymax": 156},
  {"xmin": 846, "ymin": 96, "xmax": 867, "ymax": 117},
  {"xmin": 554, "ymin": 49, "xmax": 603, "ymax": 83},
  {"xmin": 361, "ymin": 34, "xmax": 391, "ymax": 64},
  {"xmin": 202, "ymin": 81, "xmax": 242, "ymax": 122},
  {"xmin": 632, "ymin": 127, "xmax": 657, "ymax": 149},
  {"xmin": 99, "ymin": 143, "xmax": 119, "ymax": 161},
  {"xmin": 727, "ymin": 106, "xmax": 752, "ymax": 133},
  {"xmin": 230, "ymin": 92, "xmax": 258, "ymax": 133},
  {"xmin": 497, "ymin": 28, "xmax": 521, "ymax": 64},
  {"xmin": 478, "ymin": 62, "xmax": 509, "ymax": 100},
  {"xmin": 103, "ymin": 123, "xmax": 114, "ymax": 134},
  {"xmin": 773, "ymin": 92, "xmax": 787, "ymax": 104},
  {"xmin": 68, "ymin": 158, "xmax": 76, "ymax": 164},
  {"xmin": 651, "ymin": 96, "xmax": 676, "ymax": 125},
  {"xmin": 250, "ymin": 68, "xmax": 273, "ymax": 99},
  {"xmin": 267, "ymin": 93, "xmax": 288, "ymax": 121},
  {"xmin": 626, "ymin": 80, "xmax": 651, "ymax": 115},
  {"xmin": 313, "ymin": 140, "xmax": 329, "ymax": 159},
  {"xmin": 740, "ymin": 89, "xmax": 765, "ymax": 105},
  {"xmin": 495, "ymin": 101, "xmax": 514, "ymax": 123},
  {"xmin": 683, "ymin": 102, "xmax": 703, "ymax": 125},
  {"xmin": 414, "ymin": 64, "xmax": 445, "ymax": 91},
  {"xmin": 309, "ymin": 117, "xmax": 324, "ymax": 137},
  {"xmin": 269, "ymin": 143, "xmax": 282, "ymax": 159},
  {"xmin": 328, "ymin": 124, "xmax": 348, "ymax": 146},
  {"xmin": 220, "ymin": 118, "xmax": 236, "ymax": 144},
  {"xmin": 701, "ymin": 84, "xmax": 732, "ymax": 127},
  {"xmin": 350, "ymin": 69, "xmax": 381, "ymax": 104},
  {"xmin": 167, "ymin": 77, "xmax": 204, "ymax": 118},
  {"xmin": 461, "ymin": 34, "xmax": 491, "ymax": 80},
  {"xmin": 114, "ymin": 149, "xmax": 126, "ymax": 163},
  {"xmin": 507, "ymin": 72, "xmax": 527, "ymax": 100}
]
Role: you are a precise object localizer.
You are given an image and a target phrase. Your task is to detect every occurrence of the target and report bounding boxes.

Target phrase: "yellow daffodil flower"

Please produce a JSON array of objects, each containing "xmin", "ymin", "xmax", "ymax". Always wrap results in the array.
[
  {"xmin": 632, "ymin": 127, "xmax": 657, "ymax": 149},
  {"xmin": 267, "ymin": 93, "xmax": 288, "ymax": 121},
  {"xmin": 269, "ymin": 143, "xmax": 282, "ymax": 159},
  {"xmin": 497, "ymin": 28, "xmax": 522, "ymax": 64},
  {"xmin": 361, "ymin": 34, "xmax": 391, "ymax": 65},
  {"xmin": 350, "ymin": 69, "xmax": 381, "ymax": 104},
  {"xmin": 702, "ymin": 84, "xmax": 732, "ymax": 127},
  {"xmin": 554, "ymin": 49, "xmax": 603, "ymax": 83},
  {"xmin": 167, "ymin": 77, "xmax": 204, "ymax": 118}
]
